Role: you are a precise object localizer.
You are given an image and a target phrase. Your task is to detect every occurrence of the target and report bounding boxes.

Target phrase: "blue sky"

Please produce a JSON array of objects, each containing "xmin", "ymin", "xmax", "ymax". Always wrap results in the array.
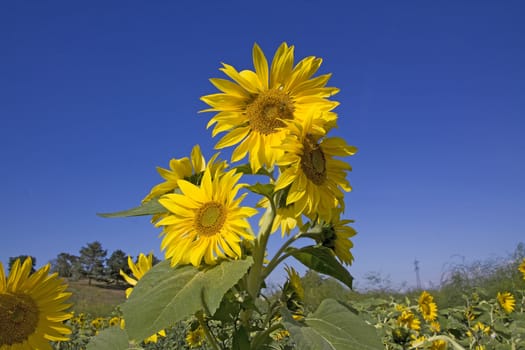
[{"xmin": 1, "ymin": 1, "xmax": 524, "ymax": 290}]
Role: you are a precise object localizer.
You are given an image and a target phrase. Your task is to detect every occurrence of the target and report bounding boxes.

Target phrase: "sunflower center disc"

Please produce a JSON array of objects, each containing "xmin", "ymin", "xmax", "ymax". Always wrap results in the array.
[
  {"xmin": 246, "ymin": 89, "xmax": 294, "ymax": 135},
  {"xmin": 301, "ymin": 138, "xmax": 327, "ymax": 185},
  {"xmin": 0, "ymin": 293, "xmax": 39, "ymax": 346},
  {"xmin": 196, "ymin": 202, "xmax": 226, "ymax": 236}
]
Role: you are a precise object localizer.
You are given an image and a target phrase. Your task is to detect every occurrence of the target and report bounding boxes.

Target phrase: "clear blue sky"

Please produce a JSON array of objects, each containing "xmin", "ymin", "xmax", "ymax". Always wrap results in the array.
[{"xmin": 1, "ymin": 1, "xmax": 524, "ymax": 290}]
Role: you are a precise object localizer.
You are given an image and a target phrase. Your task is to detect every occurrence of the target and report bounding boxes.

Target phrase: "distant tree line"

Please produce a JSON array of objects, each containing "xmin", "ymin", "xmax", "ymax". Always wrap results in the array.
[{"xmin": 8, "ymin": 241, "xmax": 160, "ymax": 286}]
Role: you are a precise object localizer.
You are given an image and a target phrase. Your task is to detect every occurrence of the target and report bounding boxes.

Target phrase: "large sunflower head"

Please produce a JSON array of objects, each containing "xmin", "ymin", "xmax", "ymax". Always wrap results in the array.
[
  {"xmin": 156, "ymin": 166, "xmax": 258, "ymax": 267},
  {"xmin": 418, "ymin": 291, "xmax": 438, "ymax": 322},
  {"xmin": 0, "ymin": 257, "xmax": 72, "ymax": 350},
  {"xmin": 274, "ymin": 115, "xmax": 357, "ymax": 222},
  {"xmin": 201, "ymin": 42, "xmax": 339, "ymax": 172}
]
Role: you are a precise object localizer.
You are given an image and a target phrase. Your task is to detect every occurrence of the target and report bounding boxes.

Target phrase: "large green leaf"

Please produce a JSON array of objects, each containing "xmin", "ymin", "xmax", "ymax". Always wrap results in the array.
[
  {"xmin": 121, "ymin": 258, "xmax": 253, "ymax": 342},
  {"xmin": 282, "ymin": 299, "xmax": 383, "ymax": 350},
  {"xmin": 97, "ymin": 198, "xmax": 166, "ymax": 218},
  {"xmin": 287, "ymin": 246, "xmax": 353, "ymax": 289},
  {"xmin": 86, "ymin": 326, "xmax": 138, "ymax": 350}
]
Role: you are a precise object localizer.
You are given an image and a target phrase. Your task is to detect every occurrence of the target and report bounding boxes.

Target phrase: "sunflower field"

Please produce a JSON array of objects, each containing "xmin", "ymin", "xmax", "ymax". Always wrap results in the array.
[{"xmin": 2, "ymin": 42, "xmax": 525, "ymax": 350}]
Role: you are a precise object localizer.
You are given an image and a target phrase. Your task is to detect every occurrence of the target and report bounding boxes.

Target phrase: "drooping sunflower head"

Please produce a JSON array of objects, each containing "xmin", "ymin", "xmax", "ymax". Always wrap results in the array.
[
  {"xmin": 497, "ymin": 291, "xmax": 515, "ymax": 313},
  {"xmin": 119, "ymin": 253, "xmax": 154, "ymax": 298},
  {"xmin": 275, "ymin": 116, "xmax": 357, "ymax": 222},
  {"xmin": 418, "ymin": 291, "xmax": 438, "ymax": 322},
  {"xmin": 316, "ymin": 215, "xmax": 357, "ymax": 265},
  {"xmin": 201, "ymin": 42, "xmax": 340, "ymax": 172},
  {"xmin": 157, "ymin": 166, "xmax": 257, "ymax": 267},
  {"xmin": 0, "ymin": 257, "xmax": 72, "ymax": 350}
]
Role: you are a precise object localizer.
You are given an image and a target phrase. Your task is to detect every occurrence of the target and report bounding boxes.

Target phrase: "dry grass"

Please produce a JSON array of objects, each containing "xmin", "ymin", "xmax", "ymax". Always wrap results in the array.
[{"xmin": 66, "ymin": 279, "xmax": 126, "ymax": 317}]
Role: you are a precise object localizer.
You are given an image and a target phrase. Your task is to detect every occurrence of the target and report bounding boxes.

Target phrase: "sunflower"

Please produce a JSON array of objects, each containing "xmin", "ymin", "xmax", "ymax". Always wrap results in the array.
[
  {"xmin": 201, "ymin": 42, "xmax": 339, "ymax": 172},
  {"xmin": 397, "ymin": 310, "xmax": 421, "ymax": 331},
  {"xmin": 317, "ymin": 215, "xmax": 357, "ymax": 265},
  {"xmin": 143, "ymin": 144, "xmax": 225, "ymax": 203},
  {"xmin": 185, "ymin": 326, "xmax": 205, "ymax": 348},
  {"xmin": 274, "ymin": 115, "xmax": 357, "ymax": 222},
  {"xmin": 119, "ymin": 253, "xmax": 166, "ymax": 343},
  {"xmin": 120, "ymin": 253, "xmax": 155, "ymax": 298},
  {"xmin": 497, "ymin": 291, "xmax": 515, "ymax": 313},
  {"xmin": 157, "ymin": 166, "xmax": 257, "ymax": 267},
  {"xmin": 429, "ymin": 339, "xmax": 447, "ymax": 350},
  {"xmin": 0, "ymin": 257, "xmax": 72, "ymax": 350},
  {"xmin": 418, "ymin": 291, "xmax": 438, "ymax": 322},
  {"xmin": 519, "ymin": 258, "xmax": 525, "ymax": 280}
]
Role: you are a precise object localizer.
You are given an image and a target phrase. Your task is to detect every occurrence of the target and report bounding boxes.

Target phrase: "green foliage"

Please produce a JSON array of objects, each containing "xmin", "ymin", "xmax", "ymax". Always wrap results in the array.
[
  {"xmin": 287, "ymin": 246, "xmax": 353, "ymax": 289},
  {"xmin": 121, "ymin": 258, "xmax": 253, "ymax": 342},
  {"xmin": 51, "ymin": 253, "xmax": 80, "ymax": 278},
  {"xmin": 106, "ymin": 249, "xmax": 130, "ymax": 283},
  {"xmin": 282, "ymin": 299, "xmax": 383, "ymax": 349},
  {"xmin": 79, "ymin": 241, "xmax": 107, "ymax": 285},
  {"xmin": 8, "ymin": 255, "xmax": 36, "ymax": 273},
  {"xmin": 97, "ymin": 197, "xmax": 166, "ymax": 218},
  {"xmin": 85, "ymin": 327, "xmax": 132, "ymax": 350}
]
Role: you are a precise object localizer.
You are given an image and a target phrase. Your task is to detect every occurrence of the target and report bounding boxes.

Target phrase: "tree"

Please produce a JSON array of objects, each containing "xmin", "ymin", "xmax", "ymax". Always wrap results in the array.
[
  {"xmin": 79, "ymin": 241, "xmax": 107, "ymax": 285},
  {"xmin": 8, "ymin": 255, "xmax": 36, "ymax": 273},
  {"xmin": 106, "ymin": 249, "xmax": 129, "ymax": 284},
  {"xmin": 50, "ymin": 253, "xmax": 79, "ymax": 278}
]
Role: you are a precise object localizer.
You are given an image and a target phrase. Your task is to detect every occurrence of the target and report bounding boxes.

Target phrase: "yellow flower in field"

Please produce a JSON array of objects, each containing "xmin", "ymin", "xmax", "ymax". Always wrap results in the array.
[
  {"xmin": 397, "ymin": 310, "xmax": 421, "ymax": 331},
  {"xmin": 497, "ymin": 291, "xmax": 515, "ymax": 313},
  {"xmin": 272, "ymin": 329, "xmax": 290, "ymax": 341},
  {"xmin": 317, "ymin": 215, "xmax": 356, "ymax": 265},
  {"xmin": 418, "ymin": 291, "xmax": 438, "ymax": 322},
  {"xmin": 143, "ymin": 144, "xmax": 226, "ymax": 203},
  {"xmin": 109, "ymin": 316, "xmax": 121, "ymax": 327},
  {"xmin": 430, "ymin": 321, "xmax": 441, "ymax": 333},
  {"xmin": 120, "ymin": 253, "xmax": 155, "ymax": 298},
  {"xmin": 201, "ymin": 42, "xmax": 339, "ymax": 172},
  {"xmin": 119, "ymin": 253, "xmax": 166, "ymax": 344},
  {"xmin": 519, "ymin": 258, "xmax": 525, "ymax": 280},
  {"xmin": 284, "ymin": 266, "xmax": 304, "ymax": 301},
  {"xmin": 0, "ymin": 257, "xmax": 72, "ymax": 350},
  {"xmin": 157, "ymin": 167, "xmax": 257, "ymax": 266},
  {"xmin": 274, "ymin": 115, "xmax": 357, "ymax": 221},
  {"xmin": 430, "ymin": 339, "xmax": 447, "ymax": 350},
  {"xmin": 186, "ymin": 326, "xmax": 205, "ymax": 348}
]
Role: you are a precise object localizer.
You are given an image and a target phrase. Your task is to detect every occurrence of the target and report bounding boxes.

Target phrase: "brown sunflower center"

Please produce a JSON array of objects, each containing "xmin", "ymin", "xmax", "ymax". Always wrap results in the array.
[
  {"xmin": 246, "ymin": 89, "xmax": 294, "ymax": 135},
  {"xmin": 300, "ymin": 136, "xmax": 327, "ymax": 185},
  {"xmin": 195, "ymin": 202, "xmax": 226, "ymax": 237},
  {"xmin": 0, "ymin": 293, "xmax": 39, "ymax": 346}
]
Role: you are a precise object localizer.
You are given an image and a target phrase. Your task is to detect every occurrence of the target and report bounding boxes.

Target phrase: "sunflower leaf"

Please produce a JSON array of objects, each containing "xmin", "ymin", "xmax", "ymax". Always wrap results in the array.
[
  {"xmin": 281, "ymin": 299, "xmax": 383, "ymax": 350},
  {"xmin": 86, "ymin": 326, "xmax": 138, "ymax": 350},
  {"xmin": 121, "ymin": 258, "xmax": 253, "ymax": 342},
  {"xmin": 97, "ymin": 198, "xmax": 166, "ymax": 218},
  {"xmin": 286, "ymin": 246, "xmax": 353, "ymax": 289},
  {"xmin": 233, "ymin": 163, "xmax": 274, "ymax": 177},
  {"xmin": 246, "ymin": 183, "xmax": 275, "ymax": 198}
]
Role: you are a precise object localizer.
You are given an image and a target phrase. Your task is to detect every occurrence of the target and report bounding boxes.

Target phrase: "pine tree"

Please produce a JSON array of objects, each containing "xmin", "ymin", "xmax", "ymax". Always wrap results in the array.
[{"xmin": 79, "ymin": 241, "xmax": 107, "ymax": 285}]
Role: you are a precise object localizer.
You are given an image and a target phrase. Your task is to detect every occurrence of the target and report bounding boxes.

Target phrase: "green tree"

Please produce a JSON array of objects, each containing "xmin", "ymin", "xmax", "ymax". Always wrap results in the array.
[
  {"xmin": 50, "ymin": 253, "xmax": 79, "ymax": 278},
  {"xmin": 106, "ymin": 249, "xmax": 129, "ymax": 284},
  {"xmin": 79, "ymin": 241, "xmax": 107, "ymax": 285},
  {"xmin": 8, "ymin": 255, "xmax": 36, "ymax": 273}
]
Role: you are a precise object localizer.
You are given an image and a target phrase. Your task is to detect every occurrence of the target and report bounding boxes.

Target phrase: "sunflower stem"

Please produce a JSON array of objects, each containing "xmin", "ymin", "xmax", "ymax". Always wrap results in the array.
[
  {"xmin": 262, "ymin": 232, "xmax": 302, "ymax": 280},
  {"xmin": 196, "ymin": 310, "xmax": 221, "ymax": 350}
]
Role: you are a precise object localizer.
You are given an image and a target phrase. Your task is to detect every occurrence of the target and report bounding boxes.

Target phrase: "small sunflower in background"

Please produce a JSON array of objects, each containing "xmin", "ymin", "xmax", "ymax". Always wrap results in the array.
[
  {"xmin": 185, "ymin": 325, "xmax": 205, "ymax": 348},
  {"xmin": 201, "ymin": 42, "xmax": 339, "ymax": 172},
  {"xmin": 119, "ymin": 253, "xmax": 166, "ymax": 343},
  {"xmin": 497, "ymin": 291, "xmax": 515, "ymax": 313},
  {"xmin": 0, "ymin": 257, "xmax": 72, "ymax": 350},
  {"xmin": 519, "ymin": 258, "xmax": 525, "ymax": 280},
  {"xmin": 157, "ymin": 166, "xmax": 257, "ymax": 267},
  {"xmin": 418, "ymin": 291, "xmax": 438, "ymax": 322}
]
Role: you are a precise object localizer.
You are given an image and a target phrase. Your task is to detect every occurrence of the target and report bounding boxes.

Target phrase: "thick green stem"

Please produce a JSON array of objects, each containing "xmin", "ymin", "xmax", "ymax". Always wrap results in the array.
[
  {"xmin": 196, "ymin": 311, "xmax": 221, "ymax": 350},
  {"xmin": 262, "ymin": 233, "xmax": 302, "ymax": 280},
  {"xmin": 246, "ymin": 203, "xmax": 275, "ymax": 300}
]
